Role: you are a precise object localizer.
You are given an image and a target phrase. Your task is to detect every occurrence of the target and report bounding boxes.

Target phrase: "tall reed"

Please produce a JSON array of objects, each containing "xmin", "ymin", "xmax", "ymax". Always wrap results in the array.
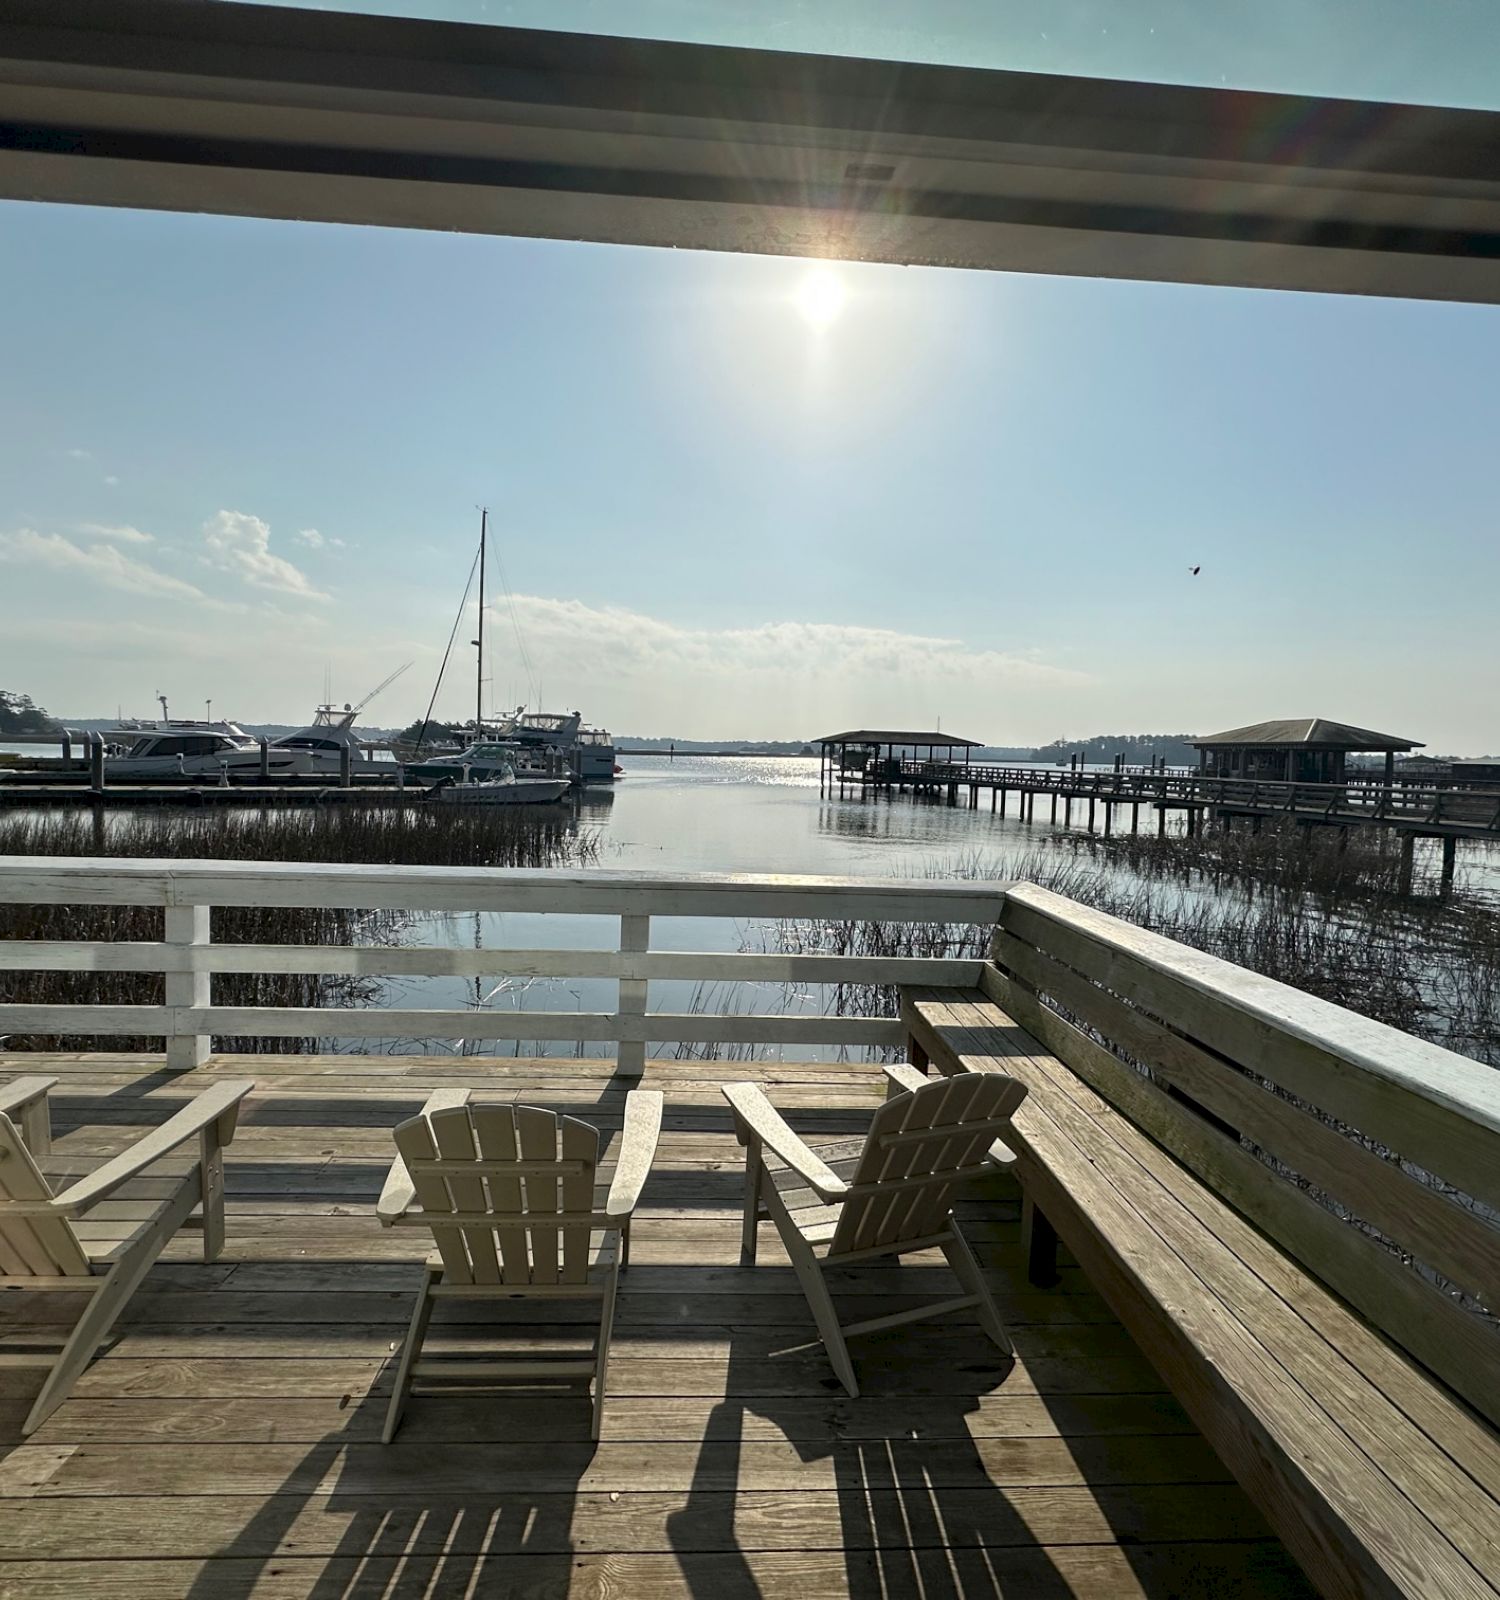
[{"xmin": 743, "ymin": 828, "xmax": 1499, "ymax": 1065}]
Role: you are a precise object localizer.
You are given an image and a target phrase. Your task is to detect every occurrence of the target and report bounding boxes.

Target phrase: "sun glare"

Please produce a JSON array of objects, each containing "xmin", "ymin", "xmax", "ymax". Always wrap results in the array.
[{"xmin": 793, "ymin": 265, "xmax": 847, "ymax": 330}]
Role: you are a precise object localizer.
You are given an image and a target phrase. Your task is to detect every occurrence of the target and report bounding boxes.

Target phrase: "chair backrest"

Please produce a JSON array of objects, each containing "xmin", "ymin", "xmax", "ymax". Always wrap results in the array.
[
  {"xmin": 0, "ymin": 1114, "xmax": 90, "ymax": 1279},
  {"xmin": 392, "ymin": 1101, "xmax": 602, "ymax": 1288},
  {"xmin": 828, "ymin": 1072, "xmax": 1027, "ymax": 1258}
]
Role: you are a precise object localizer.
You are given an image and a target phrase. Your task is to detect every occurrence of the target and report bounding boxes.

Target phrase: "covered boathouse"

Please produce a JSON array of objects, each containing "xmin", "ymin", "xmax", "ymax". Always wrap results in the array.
[
  {"xmin": 1192, "ymin": 718, "xmax": 1423, "ymax": 786},
  {"xmin": 817, "ymin": 728, "xmax": 983, "ymax": 792}
]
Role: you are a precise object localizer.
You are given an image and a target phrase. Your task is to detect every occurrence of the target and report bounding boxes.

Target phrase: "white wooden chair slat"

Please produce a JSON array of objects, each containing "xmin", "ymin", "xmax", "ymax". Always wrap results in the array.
[
  {"xmin": 560, "ymin": 1117, "xmax": 597, "ymax": 1285},
  {"xmin": 379, "ymin": 1089, "xmax": 662, "ymax": 1443},
  {"xmin": 841, "ymin": 1075, "xmax": 952, "ymax": 1253},
  {"xmin": 727, "ymin": 1068, "xmax": 1027, "ymax": 1396},
  {"xmin": 391, "ymin": 1111, "xmax": 472, "ymax": 1287},
  {"xmin": 429, "ymin": 1104, "xmax": 500, "ymax": 1285},
  {"xmin": 470, "ymin": 1103, "xmax": 529, "ymax": 1284},
  {"xmin": 517, "ymin": 1106, "xmax": 561, "ymax": 1288}
]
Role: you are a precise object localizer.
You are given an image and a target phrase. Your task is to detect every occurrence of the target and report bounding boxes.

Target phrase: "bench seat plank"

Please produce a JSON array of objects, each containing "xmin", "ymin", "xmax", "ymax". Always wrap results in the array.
[{"xmin": 904, "ymin": 986, "xmax": 1500, "ymax": 1600}]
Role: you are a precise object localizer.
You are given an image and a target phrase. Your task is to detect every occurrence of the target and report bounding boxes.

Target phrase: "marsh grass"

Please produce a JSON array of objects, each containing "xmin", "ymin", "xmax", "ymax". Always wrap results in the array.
[
  {"xmin": 0, "ymin": 804, "xmax": 598, "ymax": 1052},
  {"xmin": 742, "ymin": 826, "xmax": 1499, "ymax": 1065}
]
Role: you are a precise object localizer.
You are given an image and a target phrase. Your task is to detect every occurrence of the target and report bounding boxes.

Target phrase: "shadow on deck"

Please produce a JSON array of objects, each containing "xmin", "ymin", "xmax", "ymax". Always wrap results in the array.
[{"xmin": 0, "ymin": 1053, "xmax": 1315, "ymax": 1599}]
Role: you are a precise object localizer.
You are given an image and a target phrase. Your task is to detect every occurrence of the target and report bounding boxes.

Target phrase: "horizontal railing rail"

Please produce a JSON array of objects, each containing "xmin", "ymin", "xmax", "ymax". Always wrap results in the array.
[
  {"xmin": 0, "ymin": 858, "xmax": 1006, "ymax": 1072},
  {"xmin": 876, "ymin": 762, "xmax": 1500, "ymax": 832}
]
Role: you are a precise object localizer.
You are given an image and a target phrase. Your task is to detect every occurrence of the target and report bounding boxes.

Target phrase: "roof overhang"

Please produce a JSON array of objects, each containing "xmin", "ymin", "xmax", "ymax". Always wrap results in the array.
[
  {"xmin": 3, "ymin": 0, "xmax": 1499, "ymax": 302},
  {"xmin": 818, "ymin": 731, "xmax": 984, "ymax": 747}
]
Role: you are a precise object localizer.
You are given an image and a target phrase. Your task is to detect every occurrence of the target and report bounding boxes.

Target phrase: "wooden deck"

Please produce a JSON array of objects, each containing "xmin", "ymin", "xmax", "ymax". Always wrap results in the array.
[{"xmin": 0, "ymin": 1052, "xmax": 1315, "ymax": 1599}]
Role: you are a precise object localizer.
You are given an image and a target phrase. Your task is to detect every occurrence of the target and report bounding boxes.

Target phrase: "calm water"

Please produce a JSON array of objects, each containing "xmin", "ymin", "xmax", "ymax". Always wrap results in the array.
[
  {"xmin": 586, "ymin": 753, "xmax": 1082, "ymax": 874},
  {"xmin": 402, "ymin": 754, "xmax": 1147, "ymax": 1058}
]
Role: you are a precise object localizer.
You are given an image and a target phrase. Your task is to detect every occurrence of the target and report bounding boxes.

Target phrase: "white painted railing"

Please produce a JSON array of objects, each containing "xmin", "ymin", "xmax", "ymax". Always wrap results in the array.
[{"xmin": 0, "ymin": 858, "xmax": 1006, "ymax": 1072}]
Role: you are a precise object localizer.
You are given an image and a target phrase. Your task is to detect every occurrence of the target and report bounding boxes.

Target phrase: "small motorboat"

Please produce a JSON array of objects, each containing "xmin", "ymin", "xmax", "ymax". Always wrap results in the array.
[{"xmin": 424, "ymin": 763, "xmax": 570, "ymax": 805}]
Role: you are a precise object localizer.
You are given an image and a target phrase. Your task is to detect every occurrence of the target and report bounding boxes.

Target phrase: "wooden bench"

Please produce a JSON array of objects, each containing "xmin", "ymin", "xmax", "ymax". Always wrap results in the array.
[{"xmin": 901, "ymin": 883, "xmax": 1500, "ymax": 1600}]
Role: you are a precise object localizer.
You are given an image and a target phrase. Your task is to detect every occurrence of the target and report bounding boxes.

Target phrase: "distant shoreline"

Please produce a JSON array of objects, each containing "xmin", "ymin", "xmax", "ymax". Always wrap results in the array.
[{"xmin": 617, "ymin": 749, "xmax": 812, "ymax": 758}]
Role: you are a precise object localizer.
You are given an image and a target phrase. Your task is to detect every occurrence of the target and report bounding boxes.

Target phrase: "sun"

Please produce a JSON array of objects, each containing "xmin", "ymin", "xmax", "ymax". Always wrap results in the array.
[{"xmin": 793, "ymin": 265, "xmax": 847, "ymax": 329}]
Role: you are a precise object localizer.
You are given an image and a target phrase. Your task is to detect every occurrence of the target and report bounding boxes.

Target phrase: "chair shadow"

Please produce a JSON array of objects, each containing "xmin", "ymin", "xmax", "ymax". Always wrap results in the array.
[
  {"xmin": 662, "ymin": 1177, "xmax": 1318, "ymax": 1600},
  {"xmin": 664, "ymin": 1263, "xmax": 1084, "ymax": 1600},
  {"xmin": 171, "ymin": 1363, "xmax": 600, "ymax": 1600}
]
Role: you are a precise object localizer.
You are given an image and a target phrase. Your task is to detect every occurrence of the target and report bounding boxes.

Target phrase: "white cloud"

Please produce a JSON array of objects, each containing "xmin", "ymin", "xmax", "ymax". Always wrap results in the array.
[
  {"xmin": 296, "ymin": 528, "xmax": 345, "ymax": 551},
  {"xmin": 0, "ymin": 528, "xmax": 206, "ymax": 601},
  {"xmin": 474, "ymin": 594, "xmax": 1093, "ymax": 737},
  {"xmin": 103, "ymin": 475, "xmax": 120, "ymax": 487},
  {"xmin": 65, "ymin": 447, "xmax": 92, "ymax": 461},
  {"xmin": 203, "ymin": 509, "xmax": 328, "ymax": 598},
  {"xmin": 77, "ymin": 521, "xmax": 154, "ymax": 545},
  {"xmin": 499, "ymin": 595, "xmax": 1089, "ymax": 689}
]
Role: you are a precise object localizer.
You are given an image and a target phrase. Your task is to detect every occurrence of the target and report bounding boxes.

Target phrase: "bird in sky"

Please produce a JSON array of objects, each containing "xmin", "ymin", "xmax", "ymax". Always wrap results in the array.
[{"xmin": 1189, "ymin": 565, "xmax": 1201, "ymax": 576}]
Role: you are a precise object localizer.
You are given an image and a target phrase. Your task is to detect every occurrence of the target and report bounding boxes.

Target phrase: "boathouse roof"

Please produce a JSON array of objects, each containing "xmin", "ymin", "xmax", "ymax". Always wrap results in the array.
[
  {"xmin": 1192, "ymin": 719, "xmax": 1423, "ymax": 751},
  {"xmin": 817, "ymin": 729, "xmax": 984, "ymax": 748}
]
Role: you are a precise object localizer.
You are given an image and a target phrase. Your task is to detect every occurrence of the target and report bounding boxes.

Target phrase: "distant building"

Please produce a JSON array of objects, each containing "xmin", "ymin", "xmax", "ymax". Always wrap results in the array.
[{"xmin": 1191, "ymin": 718, "xmax": 1423, "ymax": 785}]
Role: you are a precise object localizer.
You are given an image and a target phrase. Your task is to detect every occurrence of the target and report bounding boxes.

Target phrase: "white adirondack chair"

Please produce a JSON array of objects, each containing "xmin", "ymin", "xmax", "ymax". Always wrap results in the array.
[
  {"xmin": 0, "ymin": 1073, "xmax": 253, "ymax": 1435},
  {"xmin": 376, "ymin": 1087, "xmax": 663, "ymax": 1442},
  {"xmin": 725, "ymin": 1065, "xmax": 1027, "ymax": 1396}
]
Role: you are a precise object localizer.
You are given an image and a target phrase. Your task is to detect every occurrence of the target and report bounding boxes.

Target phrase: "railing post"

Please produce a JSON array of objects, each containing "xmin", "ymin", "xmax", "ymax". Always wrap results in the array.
[
  {"xmin": 164, "ymin": 903, "xmax": 211, "ymax": 1071},
  {"xmin": 616, "ymin": 914, "xmax": 649, "ymax": 1078}
]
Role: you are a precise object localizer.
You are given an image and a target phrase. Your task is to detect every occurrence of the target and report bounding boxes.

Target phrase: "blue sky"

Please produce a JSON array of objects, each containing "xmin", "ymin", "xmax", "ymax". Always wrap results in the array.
[
  {"xmin": 2, "ymin": 196, "xmax": 1496, "ymax": 752},
  {"xmin": 230, "ymin": 0, "xmax": 1500, "ymax": 111}
]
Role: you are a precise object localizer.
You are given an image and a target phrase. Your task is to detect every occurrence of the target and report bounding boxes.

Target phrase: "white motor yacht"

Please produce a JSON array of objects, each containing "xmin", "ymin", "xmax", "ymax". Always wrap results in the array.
[
  {"xmin": 105, "ymin": 728, "xmax": 310, "ymax": 779},
  {"xmin": 492, "ymin": 708, "xmax": 619, "ymax": 782}
]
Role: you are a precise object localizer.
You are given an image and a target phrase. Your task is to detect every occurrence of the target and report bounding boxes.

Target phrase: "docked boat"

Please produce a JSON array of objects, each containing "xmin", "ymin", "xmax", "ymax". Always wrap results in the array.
[
  {"xmin": 103, "ymin": 728, "xmax": 310, "ymax": 779},
  {"xmin": 271, "ymin": 704, "xmax": 396, "ymax": 775},
  {"xmin": 492, "ymin": 709, "xmax": 619, "ymax": 783},
  {"xmin": 403, "ymin": 739, "xmax": 564, "ymax": 786},
  {"xmin": 425, "ymin": 763, "xmax": 570, "ymax": 805}
]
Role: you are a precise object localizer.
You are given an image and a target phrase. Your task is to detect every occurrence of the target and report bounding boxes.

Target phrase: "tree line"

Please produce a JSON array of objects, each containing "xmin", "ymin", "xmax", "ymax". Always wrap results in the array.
[
  {"xmin": 0, "ymin": 691, "xmax": 60, "ymax": 735},
  {"xmin": 1032, "ymin": 733, "xmax": 1199, "ymax": 766}
]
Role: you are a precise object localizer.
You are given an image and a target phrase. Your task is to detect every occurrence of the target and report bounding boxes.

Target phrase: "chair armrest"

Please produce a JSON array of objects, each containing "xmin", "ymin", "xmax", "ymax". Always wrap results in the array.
[
  {"xmin": 722, "ymin": 1082, "xmax": 848, "ymax": 1201},
  {"xmin": 604, "ymin": 1089, "xmax": 663, "ymax": 1221},
  {"xmin": 49, "ymin": 1078, "xmax": 254, "ymax": 1216},
  {"xmin": 377, "ymin": 1087, "xmax": 470, "ymax": 1225},
  {"xmin": 881, "ymin": 1063, "xmax": 931, "ymax": 1100},
  {"xmin": 376, "ymin": 1159, "xmax": 416, "ymax": 1225},
  {"xmin": 0, "ymin": 1076, "xmax": 59, "ymax": 1154}
]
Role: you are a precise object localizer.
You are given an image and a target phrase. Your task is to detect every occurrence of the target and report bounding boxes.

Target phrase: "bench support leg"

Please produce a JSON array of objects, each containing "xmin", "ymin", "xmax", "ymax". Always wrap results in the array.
[
  {"xmin": 1022, "ymin": 1193, "xmax": 1061, "ymax": 1288},
  {"xmin": 906, "ymin": 1035, "xmax": 929, "ymax": 1073}
]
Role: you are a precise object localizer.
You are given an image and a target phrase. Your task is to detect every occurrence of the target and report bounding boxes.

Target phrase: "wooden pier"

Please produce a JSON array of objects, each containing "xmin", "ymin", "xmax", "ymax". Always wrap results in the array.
[{"xmin": 827, "ymin": 756, "xmax": 1500, "ymax": 887}]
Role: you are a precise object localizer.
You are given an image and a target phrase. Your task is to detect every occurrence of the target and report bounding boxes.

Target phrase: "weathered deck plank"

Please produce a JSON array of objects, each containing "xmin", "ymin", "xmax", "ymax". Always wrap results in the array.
[{"xmin": 0, "ymin": 1052, "xmax": 1314, "ymax": 1598}]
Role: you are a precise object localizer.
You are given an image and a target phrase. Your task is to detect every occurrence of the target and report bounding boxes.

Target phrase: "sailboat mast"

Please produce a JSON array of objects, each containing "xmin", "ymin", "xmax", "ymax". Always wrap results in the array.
[{"xmin": 476, "ymin": 507, "xmax": 487, "ymax": 734}]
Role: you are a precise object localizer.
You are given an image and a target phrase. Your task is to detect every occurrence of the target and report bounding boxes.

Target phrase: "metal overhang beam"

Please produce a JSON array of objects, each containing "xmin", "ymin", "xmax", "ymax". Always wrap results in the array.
[{"xmin": 1, "ymin": 0, "xmax": 1499, "ymax": 301}]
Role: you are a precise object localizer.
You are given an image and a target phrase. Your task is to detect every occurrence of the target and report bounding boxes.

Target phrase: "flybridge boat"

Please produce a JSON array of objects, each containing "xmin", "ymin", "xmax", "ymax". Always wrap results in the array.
[
  {"xmin": 270, "ymin": 666, "xmax": 411, "ymax": 775},
  {"xmin": 271, "ymin": 704, "xmax": 395, "ymax": 776},
  {"xmin": 491, "ymin": 709, "xmax": 619, "ymax": 783}
]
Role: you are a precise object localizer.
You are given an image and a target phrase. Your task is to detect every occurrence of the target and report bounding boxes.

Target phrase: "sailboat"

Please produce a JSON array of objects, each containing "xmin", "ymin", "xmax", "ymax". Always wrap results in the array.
[{"xmin": 411, "ymin": 509, "xmax": 571, "ymax": 805}]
